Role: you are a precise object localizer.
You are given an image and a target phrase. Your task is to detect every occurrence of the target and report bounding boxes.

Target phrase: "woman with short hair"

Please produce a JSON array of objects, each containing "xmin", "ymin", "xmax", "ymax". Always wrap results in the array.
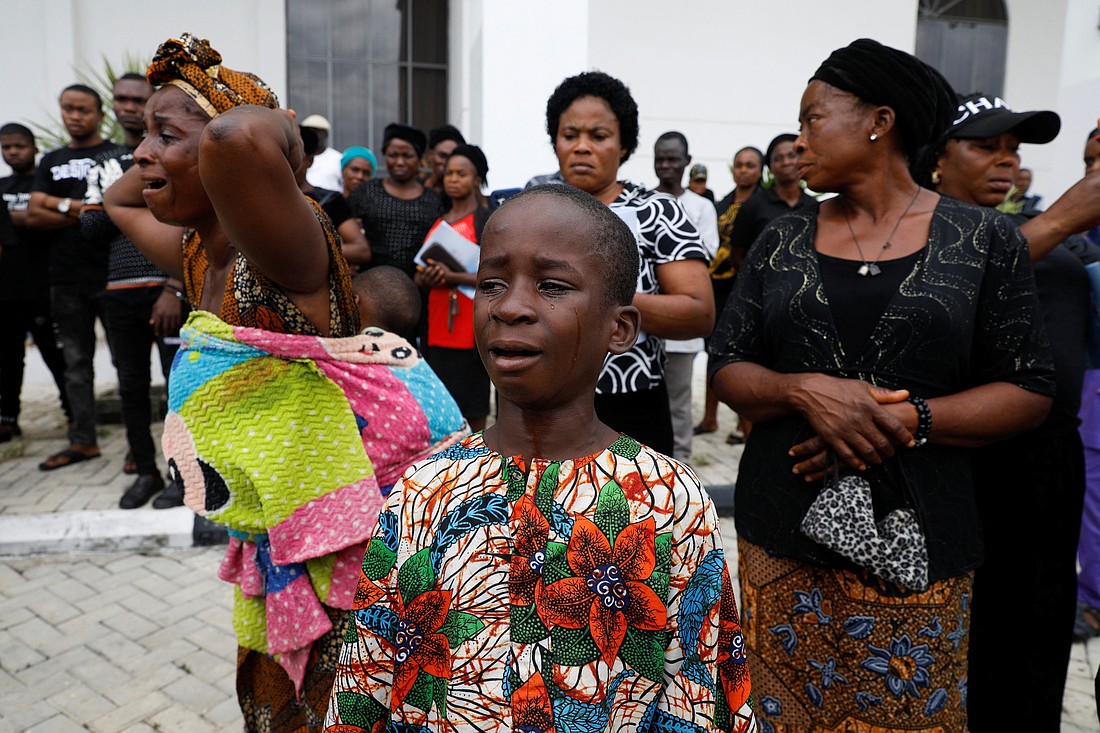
[{"xmin": 545, "ymin": 70, "xmax": 714, "ymax": 455}]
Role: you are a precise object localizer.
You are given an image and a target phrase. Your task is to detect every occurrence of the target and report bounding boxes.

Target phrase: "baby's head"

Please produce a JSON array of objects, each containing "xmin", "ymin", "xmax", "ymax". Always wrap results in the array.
[
  {"xmin": 475, "ymin": 185, "xmax": 639, "ymax": 409},
  {"xmin": 352, "ymin": 266, "xmax": 422, "ymax": 342}
]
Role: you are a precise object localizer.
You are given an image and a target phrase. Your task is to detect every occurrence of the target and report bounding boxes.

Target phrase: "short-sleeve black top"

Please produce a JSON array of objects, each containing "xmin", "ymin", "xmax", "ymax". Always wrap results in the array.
[
  {"xmin": 32, "ymin": 141, "xmax": 117, "ymax": 285},
  {"xmin": 0, "ymin": 174, "xmax": 49, "ymax": 303},
  {"xmin": 305, "ymin": 187, "xmax": 354, "ymax": 229},
  {"xmin": 727, "ymin": 185, "xmax": 818, "ymax": 255},
  {"xmin": 349, "ymin": 179, "xmax": 444, "ymax": 276},
  {"xmin": 708, "ymin": 196, "xmax": 1054, "ymax": 581}
]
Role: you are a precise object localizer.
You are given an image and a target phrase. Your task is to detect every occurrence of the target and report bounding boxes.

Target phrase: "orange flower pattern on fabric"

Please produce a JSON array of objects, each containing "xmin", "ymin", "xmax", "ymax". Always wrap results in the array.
[
  {"xmin": 538, "ymin": 516, "xmax": 667, "ymax": 666},
  {"xmin": 389, "ymin": 589, "xmax": 453, "ymax": 709},
  {"xmin": 324, "ymin": 433, "xmax": 755, "ymax": 733},
  {"xmin": 512, "ymin": 673, "xmax": 556, "ymax": 733},
  {"xmin": 510, "ymin": 495, "xmax": 550, "ymax": 611}
]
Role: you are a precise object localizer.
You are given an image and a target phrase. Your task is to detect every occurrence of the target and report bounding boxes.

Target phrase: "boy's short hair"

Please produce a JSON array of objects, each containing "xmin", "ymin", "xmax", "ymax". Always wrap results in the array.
[
  {"xmin": 0, "ymin": 123, "xmax": 34, "ymax": 142},
  {"xmin": 492, "ymin": 184, "xmax": 639, "ymax": 307},
  {"xmin": 353, "ymin": 266, "xmax": 421, "ymax": 341}
]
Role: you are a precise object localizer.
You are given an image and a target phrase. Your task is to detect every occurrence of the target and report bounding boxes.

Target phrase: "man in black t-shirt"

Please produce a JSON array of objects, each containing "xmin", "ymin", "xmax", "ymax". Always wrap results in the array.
[
  {"xmin": 82, "ymin": 74, "xmax": 189, "ymax": 508},
  {"xmin": 0, "ymin": 123, "xmax": 71, "ymax": 444},
  {"xmin": 27, "ymin": 84, "xmax": 116, "ymax": 471}
]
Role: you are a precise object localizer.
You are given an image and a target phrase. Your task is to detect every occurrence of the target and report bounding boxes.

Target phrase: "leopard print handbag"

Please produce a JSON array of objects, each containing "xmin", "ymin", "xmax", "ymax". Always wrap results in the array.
[{"xmin": 799, "ymin": 471, "xmax": 930, "ymax": 591}]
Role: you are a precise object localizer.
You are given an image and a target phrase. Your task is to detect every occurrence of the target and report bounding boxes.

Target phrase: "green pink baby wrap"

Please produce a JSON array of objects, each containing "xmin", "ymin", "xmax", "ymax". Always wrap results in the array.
[{"xmin": 162, "ymin": 311, "xmax": 467, "ymax": 693}]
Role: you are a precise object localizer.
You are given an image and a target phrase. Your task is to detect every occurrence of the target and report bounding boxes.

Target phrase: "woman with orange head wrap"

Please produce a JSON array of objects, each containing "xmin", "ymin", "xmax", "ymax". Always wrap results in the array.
[
  {"xmin": 106, "ymin": 33, "xmax": 358, "ymax": 336},
  {"xmin": 104, "ymin": 33, "xmax": 361, "ymax": 731}
]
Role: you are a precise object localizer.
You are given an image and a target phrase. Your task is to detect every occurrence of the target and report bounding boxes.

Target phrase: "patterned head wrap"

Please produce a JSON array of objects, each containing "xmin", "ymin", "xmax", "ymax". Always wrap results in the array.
[
  {"xmin": 810, "ymin": 38, "xmax": 956, "ymax": 159},
  {"xmin": 147, "ymin": 33, "xmax": 278, "ymax": 118}
]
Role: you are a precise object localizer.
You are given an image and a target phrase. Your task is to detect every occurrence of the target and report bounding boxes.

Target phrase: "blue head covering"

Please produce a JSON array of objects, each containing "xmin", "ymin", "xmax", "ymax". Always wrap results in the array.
[{"xmin": 341, "ymin": 146, "xmax": 377, "ymax": 173}]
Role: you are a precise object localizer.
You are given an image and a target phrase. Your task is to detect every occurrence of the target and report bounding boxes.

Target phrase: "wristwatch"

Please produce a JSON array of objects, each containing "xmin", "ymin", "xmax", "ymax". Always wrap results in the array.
[{"xmin": 56, "ymin": 198, "xmax": 72, "ymax": 214}]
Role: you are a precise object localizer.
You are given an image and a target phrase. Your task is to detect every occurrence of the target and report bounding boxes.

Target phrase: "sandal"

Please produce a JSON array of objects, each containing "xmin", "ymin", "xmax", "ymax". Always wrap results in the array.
[
  {"xmin": 38, "ymin": 447, "xmax": 101, "ymax": 472},
  {"xmin": 693, "ymin": 424, "xmax": 717, "ymax": 436},
  {"xmin": 725, "ymin": 432, "xmax": 745, "ymax": 445}
]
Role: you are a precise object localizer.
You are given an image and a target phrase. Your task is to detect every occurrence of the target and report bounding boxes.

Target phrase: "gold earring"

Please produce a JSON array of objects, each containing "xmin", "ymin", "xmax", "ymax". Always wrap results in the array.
[{"xmin": 931, "ymin": 170, "xmax": 941, "ymax": 185}]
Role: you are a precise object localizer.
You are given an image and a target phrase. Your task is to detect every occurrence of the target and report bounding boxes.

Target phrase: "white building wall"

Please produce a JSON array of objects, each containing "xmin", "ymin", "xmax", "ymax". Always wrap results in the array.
[
  {"xmin": 457, "ymin": 1, "xmax": 916, "ymax": 190},
  {"xmin": 1005, "ymin": 0, "xmax": 1100, "ymax": 201},
  {"xmin": 0, "ymin": 0, "xmax": 286, "ymax": 171},
  {"xmin": 585, "ymin": 1, "xmax": 918, "ymax": 194},
  {"xmin": 458, "ymin": 0, "xmax": 591, "ymax": 190}
]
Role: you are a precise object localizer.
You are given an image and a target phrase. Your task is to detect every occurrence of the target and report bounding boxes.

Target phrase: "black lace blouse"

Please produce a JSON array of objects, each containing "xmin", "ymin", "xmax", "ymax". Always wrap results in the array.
[
  {"xmin": 349, "ymin": 179, "xmax": 445, "ymax": 276},
  {"xmin": 708, "ymin": 196, "xmax": 1054, "ymax": 580}
]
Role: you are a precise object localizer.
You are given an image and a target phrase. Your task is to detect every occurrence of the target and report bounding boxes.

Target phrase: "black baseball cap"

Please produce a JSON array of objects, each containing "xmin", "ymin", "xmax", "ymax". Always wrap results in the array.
[{"xmin": 945, "ymin": 93, "xmax": 1060, "ymax": 144}]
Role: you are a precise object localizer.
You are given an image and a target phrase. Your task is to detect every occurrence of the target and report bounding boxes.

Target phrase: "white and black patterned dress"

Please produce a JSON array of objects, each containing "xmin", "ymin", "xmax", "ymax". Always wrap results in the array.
[{"xmin": 599, "ymin": 181, "xmax": 709, "ymax": 394}]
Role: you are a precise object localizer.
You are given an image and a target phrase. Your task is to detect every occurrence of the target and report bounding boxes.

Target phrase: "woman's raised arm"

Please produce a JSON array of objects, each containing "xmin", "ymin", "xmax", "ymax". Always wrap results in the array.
[
  {"xmin": 103, "ymin": 166, "xmax": 185, "ymax": 279},
  {"xmin": 199, "ymin": 106, "xmax": 330, "ymax": 296}
]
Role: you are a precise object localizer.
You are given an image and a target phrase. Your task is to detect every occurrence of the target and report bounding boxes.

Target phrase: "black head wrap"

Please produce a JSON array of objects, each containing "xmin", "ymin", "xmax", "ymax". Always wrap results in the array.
[
  {"xmin": 383, "ymin": 123, "xmax": 427, "ymax": 158},
  {"xmin": 428, "ymin": 124, "xmax": 466, "ymax": 150},
  {"xmin": 810, "ymin": 38, "xmax": 956, "ymax": 159},
  {"xmin": 765, "ymin": 134, "xmax": 798, "ymax": 169},
  {"xmin": 449, "ymin": 144, "xmax": 489, "ymax": 184}
]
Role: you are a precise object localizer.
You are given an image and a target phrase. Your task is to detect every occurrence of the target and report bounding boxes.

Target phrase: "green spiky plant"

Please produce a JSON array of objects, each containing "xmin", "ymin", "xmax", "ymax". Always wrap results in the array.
[{"xmin": 26, "ymin": 51, "xmax": 149, "ymax": 151}]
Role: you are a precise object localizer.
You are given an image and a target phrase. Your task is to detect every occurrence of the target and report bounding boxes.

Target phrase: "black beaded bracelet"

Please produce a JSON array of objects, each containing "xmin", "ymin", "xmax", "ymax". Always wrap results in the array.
[
  {"xmin": 907, "ymin": 395, "xmax": 932, "ymax": 447},
  {"xmin": 163, "ymin": 286, "xmax": 189, "ymax": 304}
]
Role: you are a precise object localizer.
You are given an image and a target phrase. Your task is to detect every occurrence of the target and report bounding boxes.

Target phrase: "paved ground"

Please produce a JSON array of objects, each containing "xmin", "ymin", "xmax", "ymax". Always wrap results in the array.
[{"xmin": 2, "ymin": 342, "xmax": 1099, "ymax": 731}]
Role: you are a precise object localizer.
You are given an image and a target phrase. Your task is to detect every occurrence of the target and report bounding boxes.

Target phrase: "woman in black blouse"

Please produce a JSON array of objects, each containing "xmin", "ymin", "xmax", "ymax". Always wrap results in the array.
[
  {"xmin": 709, "ymin": 40, "xmax": 1053, "ymax": 733},
  {"xmin": 349, "ymin": 124, "xmax": 444, "ymax": 276}
]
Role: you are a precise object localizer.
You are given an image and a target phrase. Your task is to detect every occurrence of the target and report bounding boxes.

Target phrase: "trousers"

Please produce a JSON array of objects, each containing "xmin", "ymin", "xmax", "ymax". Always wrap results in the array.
[
  {"xmin": 0, "ymin": 299, "xmax": 69, "ymax": 423},
  {"xmin": 50, "ymin": 283, "xmax": 105, "ymax": 446},
  {"xmin": 100, "ymin": 288, "xmax": 180, "ymax": 475}
]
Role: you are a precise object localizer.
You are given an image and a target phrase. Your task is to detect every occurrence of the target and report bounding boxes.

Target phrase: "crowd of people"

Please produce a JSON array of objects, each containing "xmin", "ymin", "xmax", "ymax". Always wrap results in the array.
[{"xmin": 4, "ymin": 29, "xmax": 1100, "ymax": 733}]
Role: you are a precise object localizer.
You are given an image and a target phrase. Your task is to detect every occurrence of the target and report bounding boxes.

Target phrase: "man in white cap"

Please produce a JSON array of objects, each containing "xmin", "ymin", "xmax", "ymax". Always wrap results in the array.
[{"xmin": 301, "ymin": 114, "xmax": 344, "ymax": 191}]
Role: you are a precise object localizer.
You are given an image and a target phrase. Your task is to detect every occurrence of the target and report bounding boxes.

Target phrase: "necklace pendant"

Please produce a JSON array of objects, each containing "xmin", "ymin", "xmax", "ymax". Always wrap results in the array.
[
  {"xmin": 858, "ymin": 263, "xmax": 871, "ymax": 277},
  {"xmin": 866, "ymin": 263, "xmax": 881, "ymax": 277}
]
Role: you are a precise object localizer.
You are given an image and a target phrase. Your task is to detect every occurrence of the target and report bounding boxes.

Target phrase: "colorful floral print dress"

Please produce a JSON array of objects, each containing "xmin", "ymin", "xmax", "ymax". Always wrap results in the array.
[{"xmin": 325, "ymin": 432, "xmax": 755, "ymax": 733}]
